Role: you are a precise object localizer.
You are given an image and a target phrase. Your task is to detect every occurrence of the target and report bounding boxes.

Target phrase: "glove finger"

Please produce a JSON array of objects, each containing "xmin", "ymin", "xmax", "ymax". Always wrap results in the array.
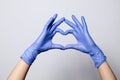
[
  {"xmin": 51, "ymin": 43, "xmax": 65, "ymax": 50},
  {"xmin": 64, "ymin": 29, "xmax": 75, "ymax": 35},
  {"xmin": 65, "ymin": 19, "xmax": 78, "ymax": 31},
  {"xmin": 52, "ymin": 28, "xmax": 65, "ymax": 36},
  {"xmin": 65, "ymin": 19, "xmax": 80, "ymax": 32},
  {"xmin": 44, "ymin": 14, "xmax": 57, "ymax": 30},
  {"xmin": 72, "ymin": 15, "xmax": 82, "ymax": 29},
  {"xmin": 81, "ymin": 16, "xmax": 88, "ymax": 32},
  {"xmin": 50, "ymin": 17, "xmax": 65, "ymax": 32},
  {"xmin": 72, "ymin": 15, "xmax": 83, "ymax": 31},
  {"xmin": 81, "ymin": 16, "xmax": 95, "ymax": 45}
]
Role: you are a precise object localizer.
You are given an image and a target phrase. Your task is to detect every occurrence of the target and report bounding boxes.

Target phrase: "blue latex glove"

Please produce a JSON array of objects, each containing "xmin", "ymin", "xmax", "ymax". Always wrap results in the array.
[
  {"xmin": 64, "ymin": 15, "xmax": 106, "ymax": 68},
  {"xmin": 21, "ymin": 14, "xmax": 65, "ymax": 65}
]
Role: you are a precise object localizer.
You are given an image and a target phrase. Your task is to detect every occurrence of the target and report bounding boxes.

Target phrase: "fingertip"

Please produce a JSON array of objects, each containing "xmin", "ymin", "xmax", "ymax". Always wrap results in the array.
[
  {"xmin": 53, "ymin": 13, "xmax": 58, "ymax": 19},
  {"xmin": 62, "ymin": 17, "xmax": 65, "ymax": 20},
  {"xmin": 81, "ymin": 16, "xmax": 85, "ymax": 21},
  {"xmin": 72, "ymin": 15, "xmax": 75, "ymax": 18},
  {"xmin": 60, "ymin": 17, "xmax": 65, "ymax": 22},
  {"xmin": 54, "ymin": 13, "xmax": 58, "ymax": 15},
  {"xmin": 54, "ymin": 17, "xmax": 65, "ymax": 26},
  {"xmin": 65, "ymin": 19, "xmax": 69, "ymax": 22},
  {"xmin": 72, "ymin": 15, "xmax": 76, "ymax": 20},
  {"xmin": 64, "ymin": 19, "xmax": 71, "ymax": 24},
  {"xmin": 81, "ymin": 16, "xmax": 87, "ymax": 28},
  {"xmin": 81, "ymin": 16, "xmax": 84, "ymax": 18}
]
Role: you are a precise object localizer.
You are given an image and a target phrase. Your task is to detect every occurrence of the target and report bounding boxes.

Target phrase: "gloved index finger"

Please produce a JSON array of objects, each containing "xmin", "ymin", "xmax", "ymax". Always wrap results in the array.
[
  {"xmin": 50, "ymin": 17, "xmax": 65, "ymax": 32},
  {"xmin": 65, "ymin": 19, "xmax": 78, "ymax": 31},
  {"xmin": 72, "ymin": 15, "xmax": 82, "ymax": 27},
  {"xmin": 72, "ymin": 15, "xmax": 83, "ymax": 31},
  {"xmin": 44, "ymin": 14, "xmax": 58, "ymax": 30}
]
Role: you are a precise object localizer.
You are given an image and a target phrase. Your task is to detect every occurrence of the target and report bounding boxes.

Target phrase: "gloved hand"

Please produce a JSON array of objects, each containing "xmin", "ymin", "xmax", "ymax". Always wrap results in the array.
[
  {"xmin": 64, "ymin": 15, "xmax": 106, "ymax": 68},
  {"xmin": 21, "ymin": 14, "xmax": 65, "ymax": 65}
]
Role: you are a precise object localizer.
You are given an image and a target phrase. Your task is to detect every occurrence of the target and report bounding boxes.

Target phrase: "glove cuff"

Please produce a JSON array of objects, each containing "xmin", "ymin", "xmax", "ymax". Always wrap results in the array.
[
  {"xmin": 20, "ymin": 46, "xmax": 40, "ymax": 65},
  {"xmin": 90, "ymin": 47, "xmax": 107, "ymax": 68}
]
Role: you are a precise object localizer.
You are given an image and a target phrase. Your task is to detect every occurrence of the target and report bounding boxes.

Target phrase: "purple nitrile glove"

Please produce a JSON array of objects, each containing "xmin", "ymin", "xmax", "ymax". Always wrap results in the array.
[
  {"xmin": 64, "ymin": 15, "xmax": 106, "ymax": 68},
  {"xmin": 21, "ymin": 14, "xmax": 65, "ymax": 65}
]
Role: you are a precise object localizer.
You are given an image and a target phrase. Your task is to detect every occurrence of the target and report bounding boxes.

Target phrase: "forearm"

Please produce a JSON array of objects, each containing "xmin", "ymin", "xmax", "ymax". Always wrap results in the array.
[
  {"xmin": 7, "ymin": 59, "xmax": 30, "ymax": 80},
  {"xmin": 98, "ymin": 61, "xmax": 117, "ymax": 80}
]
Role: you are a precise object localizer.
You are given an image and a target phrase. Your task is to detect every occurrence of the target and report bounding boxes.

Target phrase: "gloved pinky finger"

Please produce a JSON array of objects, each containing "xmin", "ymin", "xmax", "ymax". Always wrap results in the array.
[{"xmin": 51, "ymin": 43, "xmax": 65, "ymax": 50}]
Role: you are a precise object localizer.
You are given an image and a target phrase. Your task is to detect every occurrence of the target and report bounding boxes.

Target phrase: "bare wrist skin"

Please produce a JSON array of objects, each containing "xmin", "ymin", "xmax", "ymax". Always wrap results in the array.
[{"xmin": 98, "ymin": 61, "xmax": 117, "ymax": 80}]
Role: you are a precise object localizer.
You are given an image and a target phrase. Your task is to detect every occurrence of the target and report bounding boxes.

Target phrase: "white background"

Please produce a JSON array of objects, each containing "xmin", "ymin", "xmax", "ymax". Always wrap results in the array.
[{"xmin": 0, "ymin": 0, "xmax": 120, "ymax": 80}]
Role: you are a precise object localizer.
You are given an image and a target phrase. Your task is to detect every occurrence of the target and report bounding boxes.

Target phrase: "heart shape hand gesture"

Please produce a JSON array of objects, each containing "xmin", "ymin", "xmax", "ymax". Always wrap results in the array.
[{"xmin": 21, "ymin": 14, "xmax": 106, "ymax": 68}]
